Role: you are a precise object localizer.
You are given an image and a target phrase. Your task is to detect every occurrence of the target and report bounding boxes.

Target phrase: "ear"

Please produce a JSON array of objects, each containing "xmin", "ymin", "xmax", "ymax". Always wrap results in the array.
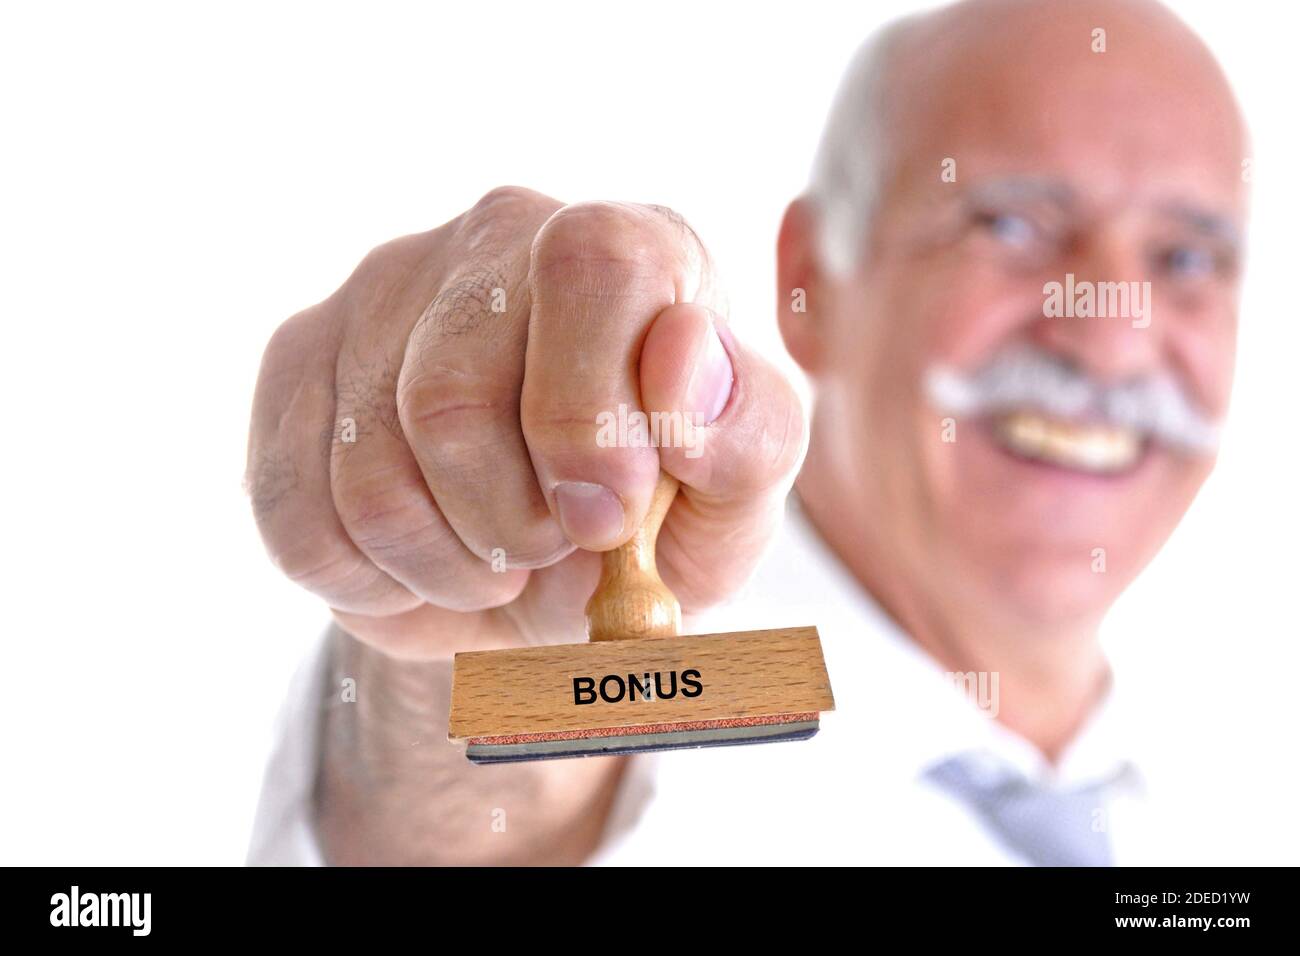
[{"xmin": 776, "ymin": 197, "xmax": 828, "ymax": 375}]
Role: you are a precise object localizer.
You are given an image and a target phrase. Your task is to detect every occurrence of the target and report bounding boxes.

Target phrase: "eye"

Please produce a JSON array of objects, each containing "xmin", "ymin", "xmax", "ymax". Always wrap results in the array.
[
  {"xmin": 1155, "ymin": 244, "xmax": 1218, "ymax": 279},
  {"xmin": 975, "ymin": 211, "xmax": 1039, "ymax": 249}
]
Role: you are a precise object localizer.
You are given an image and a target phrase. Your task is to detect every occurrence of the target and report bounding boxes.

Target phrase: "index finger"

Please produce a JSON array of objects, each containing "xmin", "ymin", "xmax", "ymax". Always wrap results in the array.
[{"xmin": 521, "ymin": 201, "xmax": 715, "ymax": 551}]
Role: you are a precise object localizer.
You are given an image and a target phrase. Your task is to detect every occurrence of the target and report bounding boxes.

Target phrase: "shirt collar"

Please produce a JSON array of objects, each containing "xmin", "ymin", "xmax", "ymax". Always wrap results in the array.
[{"xmin": 732, "ymin": 495, "xmax": 1146, "ymax": 793}]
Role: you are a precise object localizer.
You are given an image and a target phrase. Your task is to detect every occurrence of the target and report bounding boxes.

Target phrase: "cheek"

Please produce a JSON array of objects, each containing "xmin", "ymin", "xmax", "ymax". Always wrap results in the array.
[
  {"xmin": 1172, "ymin": 314, "xmax": 1238, "ymax": 418},
  {"xmin": 829, "ymin": 275, "xmax": 960, "ymax": 530},
  {"xmin": 922, "ymin": 272, "xmax": 1047, "ymax": 366}
]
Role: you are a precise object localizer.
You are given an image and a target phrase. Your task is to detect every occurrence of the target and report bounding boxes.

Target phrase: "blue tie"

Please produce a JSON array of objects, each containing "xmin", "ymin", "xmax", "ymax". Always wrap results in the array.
[{"xmin": 923, "ymin": 753, "xmax": 1118, "ymax": 866}]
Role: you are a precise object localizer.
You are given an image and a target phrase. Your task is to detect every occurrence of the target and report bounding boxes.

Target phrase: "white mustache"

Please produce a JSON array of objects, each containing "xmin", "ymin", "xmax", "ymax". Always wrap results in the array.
[{"xmin": 924, "ymin": 345, "xmax": 1221, "ymax": 455}]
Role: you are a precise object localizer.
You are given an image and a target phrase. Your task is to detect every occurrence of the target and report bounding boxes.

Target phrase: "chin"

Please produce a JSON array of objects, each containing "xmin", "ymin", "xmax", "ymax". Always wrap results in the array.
[
  {"xmin": 921, "ymin": 415, "xmax": 1205, "ymax": 629},
  {"xmin": 963, "ymin": 538, "xmax": 1134, "ymax": 628}
]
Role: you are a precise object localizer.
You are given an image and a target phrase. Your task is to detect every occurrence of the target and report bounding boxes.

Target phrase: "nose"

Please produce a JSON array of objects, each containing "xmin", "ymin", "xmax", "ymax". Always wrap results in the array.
[{"xmin": 1027, "ymin": 230, "xmax": 1162, "ymax": 384}]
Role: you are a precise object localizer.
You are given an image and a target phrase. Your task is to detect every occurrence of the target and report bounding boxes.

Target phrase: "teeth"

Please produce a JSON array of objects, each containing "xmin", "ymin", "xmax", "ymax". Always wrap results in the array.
[{"xmin": 993, "ymin": 411, "xmax": 1142, "ymax": 474}]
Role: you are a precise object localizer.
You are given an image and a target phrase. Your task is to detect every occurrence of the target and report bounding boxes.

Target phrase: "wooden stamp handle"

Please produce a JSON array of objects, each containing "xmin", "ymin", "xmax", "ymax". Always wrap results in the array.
[{"xmin": 584, "ymin": 472, "xmax": 682, "ymax": 643}]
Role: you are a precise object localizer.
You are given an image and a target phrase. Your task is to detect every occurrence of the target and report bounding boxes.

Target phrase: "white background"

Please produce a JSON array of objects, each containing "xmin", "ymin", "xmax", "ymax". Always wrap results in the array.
[{"xmin": 1, "ymin": 0, "xmax": 1295, "ymax": 864}]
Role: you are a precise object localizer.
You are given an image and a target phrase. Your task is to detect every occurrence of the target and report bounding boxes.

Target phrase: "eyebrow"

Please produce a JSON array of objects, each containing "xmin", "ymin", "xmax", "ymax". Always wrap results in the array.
[
  {"xmin": 1154, "ymin": 201, "xmax": 1242, "ymax": 248},
  {"xmin": 959, "ymin": 177, "xmax": 1243, "ymax": 248}
]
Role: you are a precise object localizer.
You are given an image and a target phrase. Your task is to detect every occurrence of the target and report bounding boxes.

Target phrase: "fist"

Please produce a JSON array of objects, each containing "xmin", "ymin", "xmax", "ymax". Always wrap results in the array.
[{"xmin": 246, "ymin": 188, "xmax": 806, "ymax": 660}]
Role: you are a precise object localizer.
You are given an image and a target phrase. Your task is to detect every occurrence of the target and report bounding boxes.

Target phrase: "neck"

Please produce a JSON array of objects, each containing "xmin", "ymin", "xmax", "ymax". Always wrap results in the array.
[{"xmin": 795, "ymin": 446, "xmax": 1111, "ymax": 764}]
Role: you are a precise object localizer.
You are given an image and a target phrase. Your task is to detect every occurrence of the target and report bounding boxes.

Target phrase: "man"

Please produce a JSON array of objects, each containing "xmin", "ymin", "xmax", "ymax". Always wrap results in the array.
[{"xmin": 246, "ymin": 0, "xmax": 1248, "ymax": 865}]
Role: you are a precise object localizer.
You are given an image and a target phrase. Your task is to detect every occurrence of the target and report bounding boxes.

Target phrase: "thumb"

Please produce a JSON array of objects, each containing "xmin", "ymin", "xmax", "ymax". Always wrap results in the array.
[{"xmin": 639, "ymin": 302, "xmax": 808, "ymax": 612}]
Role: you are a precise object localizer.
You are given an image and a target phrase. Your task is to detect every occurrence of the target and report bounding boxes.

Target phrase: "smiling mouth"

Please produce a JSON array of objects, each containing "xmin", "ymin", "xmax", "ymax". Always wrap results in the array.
[{"xmin": 990, "ymin": 410, "xmax": 1147, "ymax": 476}]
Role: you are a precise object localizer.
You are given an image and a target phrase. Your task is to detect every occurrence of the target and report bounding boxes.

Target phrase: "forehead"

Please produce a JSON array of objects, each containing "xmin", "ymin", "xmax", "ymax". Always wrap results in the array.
[{"xmin": 882, "ymin": 0, "xmax": 1248, "ymax": 217}]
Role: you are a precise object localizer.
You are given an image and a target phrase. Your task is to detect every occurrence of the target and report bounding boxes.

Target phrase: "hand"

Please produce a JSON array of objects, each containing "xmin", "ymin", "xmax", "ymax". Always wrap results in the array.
[{"xmin": 247, "ymin": 187, "xmax": 806, "ymax": 661}]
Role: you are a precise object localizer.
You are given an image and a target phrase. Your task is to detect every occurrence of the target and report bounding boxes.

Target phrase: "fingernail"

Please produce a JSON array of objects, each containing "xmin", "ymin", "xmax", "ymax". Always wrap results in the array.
[
  {"xmin": 553, "ymin": 482, "xmax": 625, "ymax": 549},
  {"xmin": 686, "ymin": 320, "xmax": 734, "ymax": 423}
]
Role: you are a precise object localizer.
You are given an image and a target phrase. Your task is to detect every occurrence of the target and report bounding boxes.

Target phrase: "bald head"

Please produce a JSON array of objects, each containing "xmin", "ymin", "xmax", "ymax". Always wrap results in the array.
[{"xmin": 810, "ymin": 0, "xmax": 1247, "ymax": 273}]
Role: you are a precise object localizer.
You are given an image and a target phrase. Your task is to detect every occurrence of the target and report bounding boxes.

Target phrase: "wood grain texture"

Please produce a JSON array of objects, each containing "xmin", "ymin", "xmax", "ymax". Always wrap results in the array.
[
  {"xmin": 448, "ymin": 626, "xmax": 835, "ymax": 740},
  {"xmin": 585, "ymin": 472, "xmax": 681, "ymax": 643}
]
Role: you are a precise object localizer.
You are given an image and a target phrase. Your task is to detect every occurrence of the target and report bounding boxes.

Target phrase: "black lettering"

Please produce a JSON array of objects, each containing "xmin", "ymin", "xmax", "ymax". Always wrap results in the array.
[
  {"xmin": 627, "ymin": 672, "xmax": 651, "ymax": 701},
  {"xmin": 573, "ymin": 676, "xmax": 596, "ymax": 705},
  {"xmin": 654, "ymin": 670, "xmax": 678, "ymax": 700},
  {"xmin": 681, "ymin": 668, "xmax": 703, "ymax": 698},
  {"xmin": 599, "ymin": 674, "xmax": 626, "ymax": 703}
]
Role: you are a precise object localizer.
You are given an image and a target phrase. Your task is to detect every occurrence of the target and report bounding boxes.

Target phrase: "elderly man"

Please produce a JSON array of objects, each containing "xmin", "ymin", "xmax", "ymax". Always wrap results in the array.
[{"xmin": 246, "ymin": 0, "xmax": 1246, "ymax": 865}]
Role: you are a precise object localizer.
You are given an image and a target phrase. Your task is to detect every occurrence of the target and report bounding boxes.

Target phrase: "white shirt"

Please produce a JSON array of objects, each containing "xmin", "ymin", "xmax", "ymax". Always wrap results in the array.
[{"xmin": 247, "ymin": 502, "xmax": 1192, "ymax": 866}]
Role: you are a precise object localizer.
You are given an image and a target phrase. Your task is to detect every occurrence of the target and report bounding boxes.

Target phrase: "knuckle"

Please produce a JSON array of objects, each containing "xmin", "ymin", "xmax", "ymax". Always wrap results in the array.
[
  {"xmin": 260, "ymin": 308, "xmax": 321, "ymax": 374},
  {"xmin": 472, "ymin": 184, "xmax": 551, "ymax": 218},
  {"xmin": 518, "ymin": 399, "xmax": 596, "ymax": 447},
  {"xmin": 269, "ymin": 530, "xmax": 370, "ymax": 595},
  {"xmin": 346, "ymin": 232, "xmax": 440, "ymax": 307},
  {"xmin": 334, "ymin": 367, "xmax": 403, "ymax": 442},
  {"xmin": 350, "ymin": 239, "xmax": 405, "ymax": 293},
  {"xmin": 332, "ymin": 462, "xmax": 436, "ymax": 557},
  {"xmin": 417, "ymin": 262, "xmax": 512, "ymax": 339},
  {"xmin": 522, "ymin": 400, "xmax": 659, "ymax": 486},
  {"xmin": 532, "ymin": 201, "xmax": 673, "ymax": 285},
  {"xmin": 396, "ymin": 360, "xmax": 517, "ymax": 466},
  {"xmin": 461, "ymin": 186, "xmax": 558, "ymax": 247}
]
